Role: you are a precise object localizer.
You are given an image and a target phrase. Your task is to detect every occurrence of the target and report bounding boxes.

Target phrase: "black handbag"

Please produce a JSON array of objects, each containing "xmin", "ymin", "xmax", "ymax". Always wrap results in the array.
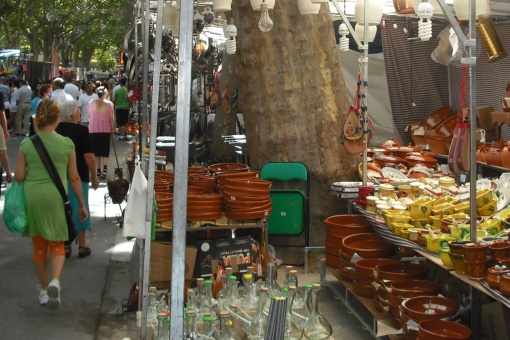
[{"xmin": 30, "ymin": 134, "xmax": 77, "ymax": 244}]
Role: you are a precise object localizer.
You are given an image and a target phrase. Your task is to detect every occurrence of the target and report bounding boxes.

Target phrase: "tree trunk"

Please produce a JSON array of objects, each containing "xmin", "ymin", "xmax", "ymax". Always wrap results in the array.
[{"xmin": 216, "ymin": 2, "xmax": 361, "ymax": 248}]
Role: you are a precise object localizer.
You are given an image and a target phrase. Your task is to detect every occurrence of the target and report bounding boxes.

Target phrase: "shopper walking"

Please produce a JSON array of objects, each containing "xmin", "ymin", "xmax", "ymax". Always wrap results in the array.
[
  {"xmin": 16, "ymin": 79, "xmax": 33, "ymax": 136},
  {"xmin": 0, "ymin": 93, "xmax": 13, "ymax": 188},
  {"xmin": 77, "ymin": 82, "xmax": 98, "ymax": 127},
  {"xmin": 88, "ymin": 86, "xmax": 114, "ymax": 179},
  {"xmin": 29, "ymin": 84, "xmax": 52, "ymax": 136},
  {"xmin": 50, "ymin": 77, "xmax": 73, "ymax": 106},
  {"xmin": 13, "ymin": 99, "xmax": 88, "ymax": 310},
  {"xmin": 112, "ymin": 78, "xmax": 130, "ymax": 140},
  {"xmin": 9, "ymin": 78, "xmax": 19, "ymax": 133},
  {"xmin": 56, "ymin": 100, "xmax": 99, "ymax": 258}
]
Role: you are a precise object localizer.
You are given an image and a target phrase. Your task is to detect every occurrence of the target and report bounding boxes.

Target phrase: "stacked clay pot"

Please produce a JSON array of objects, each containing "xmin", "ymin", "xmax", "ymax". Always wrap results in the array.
[
  {"xmin": 323, "ymin": 215, "xmax": 372, "ymax": 269},
  {"xmin": 222, "ymin": 178, "xmax": 272, "ymax": 220},
  {"xmin": 188, "ymin": 174, "xmax": 216, "ymax": 194},
  {"xmin": 353, "ymin": 258, "xmax": 399, "ymax": 299},
  {"xmin": 187, "ymin": 193, "xmax": 223, "ymax": 221},
  {"xmin": 153, "ymin": 170, "xmax": 174, "ymax": 193},
  {"xmin": 155, "ymin": 192, "xmax": 173, "ymax": 222}
]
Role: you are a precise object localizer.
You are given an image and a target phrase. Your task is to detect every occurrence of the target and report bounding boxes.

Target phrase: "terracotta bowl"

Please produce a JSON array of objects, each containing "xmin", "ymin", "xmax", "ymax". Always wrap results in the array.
[
  {"xmin": 353, "ymin": 273, "xmax": 374, "ymax": 287},
  {"xmin": 188, "ymin": 166, "xmax": 208, "ymax": 175},
  {"xmin": 188, "ymin": 194, "xmax": 223, "ymax": 204},
  {"xmin": 223, "ymin": 185, "xmax": 271, "ymax": 197},
  {"xmin": 401, "ymin": 296, "xmax": 458, "ymax": 322},
  {"xmin": 338, "ymin": 265, "xmax": 356, "ymax": 281},
  {"xmin": 187, "ymin": 205, "xmax": 222, "ymax": 214},
  {"xmin": 325, "ymin": 235, "xmax": 343, "ymax": 256},
  {"xmin": 214, "ymin": 170, "xmax": 259, "ymax": 181},
  {"xmin": 354, "ymin": 258, "xmax": 400, "ymax": 279},
  {"xmin": 418, "ymin": 320, "xmax": 471, "ymax": 340},
  {"xmin": 324, "ymin": 215, "xmax": 372, "ymax": 237},
  {"xmin": 224, "ymin": 178, "xmax": 272, "ymax": 189},
  {"xmin": 155, "ymin": 170, "xmax": 174, "ymax": 179},
  {"xmin": 207, "ymin": 162, "xmax": 250, "ymax": 174},
  {"xmin": 390, "ymin": 279, "xmax": 441, "ymax": 298},
  {"xmin": 324, "ymin": 253, "xmax": 339, "ymax": 268},
  {"xmin": 352, "ymin": 284, "xmax": 374, "ymax": 298},
  {"xmin": 342, "ymin": 233, "xmax": 398, "ymax": 258},
  {"xmin": 226, "ymin": 208, "xmax": 272, "ymax": 220},
  {"xmin": 339, "ymin": 248, "xmax": 353, "ymax": 261},
  {"xmin": 417, "ymin": 106, "xmax": 452, "ymax": 129},
  {"xmin": 489, "ymin": 240, "xmax": 510, "ymax": 260},
  {"xmin": 374, "ymin": 262, "xmax": 429, "ymax": 281},
  {"xmin": 188, "ymin": 185, "xmax": 212, "ymax": 194},
  {"xmin": 226, "ymin": 201, "xmax": 272, "ymax": 212},
  {"xmin": 225, "ymin": 198, "xmax": 271, "ymax": 210},
  {"xmin": 223, "ymin": 192, "xmax": 271, "ymax": 203},
  {"xmin": 156, "ymin": 213, "xmax": 172, "ymax": 223}
]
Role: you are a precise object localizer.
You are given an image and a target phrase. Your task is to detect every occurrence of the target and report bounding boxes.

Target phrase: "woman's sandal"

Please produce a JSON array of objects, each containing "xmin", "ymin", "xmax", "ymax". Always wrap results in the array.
[
  {"xmin": 78, "ymin": 246, "xmax": 92, "ymax": 258},
  {"xmin": 64, "ymin": 246, "xmax": 72, "ymax": 259}
]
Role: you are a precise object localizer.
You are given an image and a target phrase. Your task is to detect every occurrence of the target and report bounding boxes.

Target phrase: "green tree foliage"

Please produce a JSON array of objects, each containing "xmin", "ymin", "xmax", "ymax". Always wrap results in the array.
[{"xmin": 0, "ymin": 0, "xmax": 134, "ymax": 70}]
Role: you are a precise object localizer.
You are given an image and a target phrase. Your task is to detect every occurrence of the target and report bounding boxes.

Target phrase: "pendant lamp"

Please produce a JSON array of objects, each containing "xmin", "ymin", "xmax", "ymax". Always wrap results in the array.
[
  {"xmin": 213, "ymin": 0, "xmax": 233, "ymax": 12},
  {"xmin": 250, "ymin": 0, "xmax": 276, "ymax": 11},
  {"xmin": 452, "ymin": 0, "xmax": 490, "ymax": 20},
  {"xmin": 297, "ymin": 0, "xmax": 321, "ymax": 15},
  {"xmin": 355, "ymin": 0, "xmax": 383, "ymax": 25},
  {"xmin": 355, "ymin": 24, "xmax": 378, "ymax": 43}
]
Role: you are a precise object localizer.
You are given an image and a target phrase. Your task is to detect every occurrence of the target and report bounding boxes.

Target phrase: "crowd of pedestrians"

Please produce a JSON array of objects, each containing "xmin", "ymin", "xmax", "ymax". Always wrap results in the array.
[{"xmin": 1, "ymin": 73, "xmax": 132, "ymax": 311}]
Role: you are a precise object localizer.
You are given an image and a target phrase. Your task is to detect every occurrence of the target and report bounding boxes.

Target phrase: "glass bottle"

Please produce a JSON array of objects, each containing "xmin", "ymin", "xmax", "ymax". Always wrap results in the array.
[
  {"xmin": 293, "ymin": 284, "xmax": 312, "ymax": 329},
  {"xmin": 284, "ymin": 286, "xmax": 304, "ymax": 340},
  {"xmin": 283, "ymin": 266, "xmax": 294, "ymax": 290},
  {"xmin": 303, "ymin": 284, "xmax": 333, "ymax": 340},
  {"xmin": 266, "ymin": 261, "xmax": 282, "ymax": 298},
  {"xmin": 245, "ymin": 287, "xmax": 269, "ymax": 340},
  {"xmin": 202, "ymin": 280, "xmax": 217, "ymax": 317},
  {"xmin": 241, "ymin": 273, "xmax": 258, "ymax": 312},
  {"xmin": 195, "ymin": 278, "xmax": 205, "ymax": 317},
  {"xmin": 228, "ymin": 303, "xmax": 252, "ymax": 337},
  {"xmin": 187, "ymin": 288, "xmax": 199, "ymax": 315},
  {"xmin": 199, "ymin": 316, "xmax": 216, "ymax": 340},
  {"xmin": 225, "ymin": 275, "xmax": 240, "ymax": 309},
  {"xmin": 289, "ymin": 270, "xmax": 304, "ymax": 310},
  {"xmin": 156, "ymin": 292, "xmax": 169, "ymax": 313},
  {"xmin": 156, "ymin": 312, "xmax": 170, "ymax": 340},
  {"xmin": 184, "ymin": 310, "xmax": 199, "ymax": 340},
  {"xmin": 217, "ymin": 268, "xmax": 233, "ymax": 310},
  {"xmin": 218, "ymin": 310, "xmax": 236, "ymax": 340},
  {"xmin": 147, "ymin": 292, "xmax": 159, "ymax": 332}
]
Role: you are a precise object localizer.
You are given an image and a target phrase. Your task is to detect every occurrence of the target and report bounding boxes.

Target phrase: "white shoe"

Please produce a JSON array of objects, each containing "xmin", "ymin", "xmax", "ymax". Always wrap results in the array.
[
  {"xmin": 47, "ymin": 279, "xmax": 61, "ymax": 311},
  {"xmin": 38, "ymin": 286, "xmax": 49, "ymax": 306}
]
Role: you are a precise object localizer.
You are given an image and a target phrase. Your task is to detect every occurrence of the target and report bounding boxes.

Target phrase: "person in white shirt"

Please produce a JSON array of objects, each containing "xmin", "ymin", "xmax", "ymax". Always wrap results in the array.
[
  {"xmin": 77, "ymin": 82, "xmax": 98, "ymax": 127},
  {"xmin": 63, "ymin": 74, "xmax": 80, "ymax": 100},
  {"xmin": 50, "ymin": 78, "xmax": 73, "ymax": 106}
]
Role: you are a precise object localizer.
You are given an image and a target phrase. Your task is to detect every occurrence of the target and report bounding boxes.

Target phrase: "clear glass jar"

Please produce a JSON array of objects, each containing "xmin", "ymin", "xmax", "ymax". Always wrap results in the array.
[{"xmin": 303, "ymin": 284, "xmax": 332, "ymax": 339}]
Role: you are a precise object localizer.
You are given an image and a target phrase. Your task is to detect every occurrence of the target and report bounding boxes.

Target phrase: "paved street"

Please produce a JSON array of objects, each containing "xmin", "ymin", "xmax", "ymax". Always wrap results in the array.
[{"xmin": 0, "ymin": 132, "xmax": 136, "ymax": 340}]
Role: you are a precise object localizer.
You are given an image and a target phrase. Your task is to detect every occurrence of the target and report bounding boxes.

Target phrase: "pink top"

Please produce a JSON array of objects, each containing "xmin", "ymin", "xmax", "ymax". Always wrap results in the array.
[{"xmin": 88, "ymin": 100, "xmax": 114, "ymax": 133}]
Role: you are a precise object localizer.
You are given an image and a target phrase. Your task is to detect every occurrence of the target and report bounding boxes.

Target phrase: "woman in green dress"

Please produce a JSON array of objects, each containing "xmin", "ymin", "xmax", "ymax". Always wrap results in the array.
[{"xmin": 13, "ymin": 99, "xmax": 88, "ymax": 310}]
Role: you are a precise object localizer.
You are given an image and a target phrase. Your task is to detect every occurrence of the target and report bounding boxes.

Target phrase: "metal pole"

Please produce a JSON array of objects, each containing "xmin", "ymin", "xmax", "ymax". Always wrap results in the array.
[
  {"xmin": 140, "ymin": 0, "xmax": 152, "ymax": 337},
  {"xmin": 170, "ymin": 0, "xmax": 193, "ymax": 338}
]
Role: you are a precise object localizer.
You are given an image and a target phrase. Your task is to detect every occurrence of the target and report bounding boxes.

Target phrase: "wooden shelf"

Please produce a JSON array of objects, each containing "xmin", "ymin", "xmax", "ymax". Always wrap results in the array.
[{"xmin": 414, "ymin": 248, "xmax": 453, "ymax": 271}]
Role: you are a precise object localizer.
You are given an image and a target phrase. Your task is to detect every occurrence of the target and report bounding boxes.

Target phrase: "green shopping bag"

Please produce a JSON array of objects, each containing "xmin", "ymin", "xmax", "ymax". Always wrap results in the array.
[{"xmin": 3, "ymin": 181, "xmax": 28, "ymax": 233}]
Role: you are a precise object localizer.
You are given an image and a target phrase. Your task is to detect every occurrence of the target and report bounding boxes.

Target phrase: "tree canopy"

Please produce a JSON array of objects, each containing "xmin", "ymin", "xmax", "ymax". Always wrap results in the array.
[{"xmin": 0, "ymin": 0, "xmax": 134, "ymax": 71}]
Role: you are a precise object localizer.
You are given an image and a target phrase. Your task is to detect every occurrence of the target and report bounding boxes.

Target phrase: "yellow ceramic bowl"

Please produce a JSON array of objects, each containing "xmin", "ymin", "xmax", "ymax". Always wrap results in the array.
[
  {"xmin": 495, "ymin": 207, "xmax": 510, "ymax": 221},
  {"xmin": 383, "ymin": 212, "xmax": 412, "ymax": 230},
  {"xmin": 423, "ymin": 234, "xmax": 456, "ymax": 254},
  {"xmin": 462, "ymin": 229, "xmax": 489, "ymax": 241},
  {"xmin": 476, "ymin": 189, "xmax": 494, "ymax": 208},
  {"xmin": 479, "ymin": 218, "xmax": 502, "ymax": 236},
  {"xmin": 409, "ymin": 202, "xmax": 433, "ymax": 219},
  {"xmin": 401, "ymin": 229, "xmax": 410, "ymax": 240},
  {"xmin": 393, "ymin": 222, "xmax": 414, "ymax": 237},
  {"xmin": 431, "ymin": 203, "xmax": 455, "ymax": 216},
  {"xmin": 440, "ymin": 247, "xmax": 454, "ymax": 267},
  {"xmin": 410, "ymin": 218, "xmax": 433, "ymax": 228},
  {"xmin": 430, "ymin": 215, "xmax": 443, "ymax": 230},
  {"xmin": 452, "ymin": 201, "xmax": 470, "ymax": 214},
  {"xmin": 448, "ymin": 223, "xmax": 470, "ymax": 240},
  {"xmin": 433, "ymin": 195, "xmax": 458, "ymax": 206},
  {"xmin": 477, "ymin": 200, "xmax": 498, "ymax": 216}
]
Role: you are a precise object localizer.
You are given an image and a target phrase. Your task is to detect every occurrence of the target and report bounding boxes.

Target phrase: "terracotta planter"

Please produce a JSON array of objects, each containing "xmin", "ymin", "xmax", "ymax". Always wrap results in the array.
[
  {"xmin": 342, "ymin": 233, "xmax": 397, "ymax": 258},
  {"xmin": 462, "ymin": 242, "xmax": 489, "ymax": 262}
]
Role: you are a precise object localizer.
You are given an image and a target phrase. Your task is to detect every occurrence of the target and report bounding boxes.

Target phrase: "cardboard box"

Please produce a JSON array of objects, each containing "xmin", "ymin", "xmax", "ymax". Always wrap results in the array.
[
  {"xmin": 150, "ymin": 241, "xmax": 197, "ymax": 283},
  {"xmin": 482, "ymin": 301, "xmax": 510, "ymax": 340},
  {"xmin": 197, "ymin": 236, "xmax": 260, "ymax": 278}
]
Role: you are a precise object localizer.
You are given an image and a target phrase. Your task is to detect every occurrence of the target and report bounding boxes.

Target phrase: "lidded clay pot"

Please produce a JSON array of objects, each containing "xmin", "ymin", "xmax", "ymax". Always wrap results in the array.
[{"xmin": 486, "ymin": 263, "xmax": 509, "ymax": 289}]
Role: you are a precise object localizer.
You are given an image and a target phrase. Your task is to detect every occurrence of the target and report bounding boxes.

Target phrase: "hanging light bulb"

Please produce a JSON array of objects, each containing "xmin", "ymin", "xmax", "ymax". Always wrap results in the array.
[
  {"xmin": 417, "ymin": 1, "xmax": 433, "ymax": 41},
  {"xmin": 224, "ymin": 19, "xmax": 237, "ymax": 55},
  {"xmin": 258, "ymin": 1, "xmax": 273, "ymax": 32},
  {"xmin": 338, "ymin": 23, "xmax": 350, "ymax": 51}
]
